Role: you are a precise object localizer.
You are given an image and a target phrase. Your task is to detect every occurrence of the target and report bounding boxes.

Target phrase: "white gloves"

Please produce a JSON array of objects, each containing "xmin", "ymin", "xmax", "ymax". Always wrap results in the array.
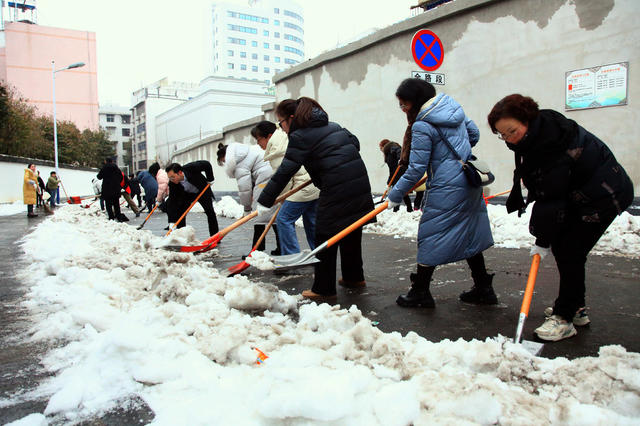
[
  {"xmin": 256, "ymin": 203, "xmax": 271, "ymax": 215},
  {"xmin": 530, "ymin": 244, "xmax": 551, "ymax": 260},
  {"xmin": 386, "ymin": 200, "xmax": 400, "ymax": 210},
  {"xmin": 242, "ymin": 210, "xmax": 251, "ymax": 217}
]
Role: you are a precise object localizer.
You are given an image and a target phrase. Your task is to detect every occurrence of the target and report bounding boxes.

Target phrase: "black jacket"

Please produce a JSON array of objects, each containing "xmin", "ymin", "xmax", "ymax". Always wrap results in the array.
[
  {"xmin": 167, "ymin": 160, "xmax": 215, "ymax": 200},
  {"xmin": 382, "ymin": 142, "xmax": 404, "ymax": 184},
  {"xmin": 258, "ymin": 108, "xmax": 374, "ymax": 235},
  {"xmin": 506, "ymin": 109, "xmax": 634, "ymax": 246},
  {"xmin": 129, "ymin": 177, "xmax": 141, "ymax": 195},
  {"xmin": 97, "ymin": 163, "xmax": 123, "ymax": 198}
]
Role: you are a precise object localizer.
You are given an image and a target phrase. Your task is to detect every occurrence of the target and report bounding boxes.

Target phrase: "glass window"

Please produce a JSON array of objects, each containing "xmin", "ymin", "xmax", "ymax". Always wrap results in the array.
[
  {"xmin": 251, "ymin": 41, "xmax": 258, "ymax": 47},
  {"xmin": 106, "ymin": 114, "xmax": 114, "ymax": 122},
  {"xmin": 263, "ymin": 30, "xmax": 269, "ymax": 36},
  {"xmin": 138, "ymin": 160, "xmax": 147, "ymax": 170},
  {"xmin": 120, "ymin": 115, "xmax": 131, "ymax": 124},
  {"xmin": 227, "ymin": 50, "xmax": 234, "ymax": 56},
  {"xmin": 263, "ymin": 42, "xmax": 269, "ymax": 48},
  {"xmin": 264, "ymin": 67, "xmax": 270, "ymax": 73},
  {"xmin": 122, "ymin": 128, "xmax": 131, "ymax": 137},
  {"xmin": 274, "ymin": 32, "xmax": 280, "ymax": 38},
  {"xmin": 252, "ymin": 66, "xmax": 258, "ymax": 72},
  {"xmin": 252, "ymin": 53, "xmax": 258, "ymax": 59},
  {"xmin": 240, "ymin": 64, "xmax": 247, "ymax": 70},
  {"xmin": 275, "ymin": 57, "xmax": 280, "ymax": 63},
  {"xmin": 228, "ymin": 63, "xmax": 234, "ymax": 69},
  {"xmin": 274, "ymin": 20, "xmax": 280, "ymax": 26},
  {"xmin": 274, "ymin": 8, "xmax": 279, "ymax": 14},
  {"xmin": 274, "ymin": 44, "xmax": 280, "ymax": 50},
  {"xmin": 264, "ymin": 55, "xmax": 269, "ymax": 61},
  {"xmin": 240, "ymin": 51, "xmax": 247, "ymax": 58},
  {"xmin": 284, "ymin": 10, "xmax": 304, "ymax": 23},
  {"xmin": 284, "ymin": 22, "xmax": 303, "ymax": 34},
  {"xmin": 284, "ymin": 46, "xmax": 304, "ymax": 56}
]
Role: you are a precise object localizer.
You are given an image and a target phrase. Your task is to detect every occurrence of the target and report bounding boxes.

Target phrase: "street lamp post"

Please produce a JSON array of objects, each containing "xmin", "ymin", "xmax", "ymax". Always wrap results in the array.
[{"xmin": 52, "ymin": 60, "xmax": 85, "ymax": 175}]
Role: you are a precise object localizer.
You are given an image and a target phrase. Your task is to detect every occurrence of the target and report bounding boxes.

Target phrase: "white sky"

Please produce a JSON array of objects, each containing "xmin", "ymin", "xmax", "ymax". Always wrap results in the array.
[
  {"xmin": 4, "ymin": 200, "xmax": 640, "ymax": 424},
  {"xmin": 33, "ymin": 0, "xmax": 416, "ymax": 106}
]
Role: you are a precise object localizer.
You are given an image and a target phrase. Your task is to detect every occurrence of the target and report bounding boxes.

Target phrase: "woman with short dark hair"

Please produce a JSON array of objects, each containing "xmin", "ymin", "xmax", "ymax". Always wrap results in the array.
[
  {"xmin": 488, "ymin": 93, "xmax": 634, "ymax": 341},
  {"xmin": 388, "ymin": 78, "xmax": 495, "ymax": 308},
  {"xmin": 257, "ymin": 97, "xmax": 374, "ymax": 301}
]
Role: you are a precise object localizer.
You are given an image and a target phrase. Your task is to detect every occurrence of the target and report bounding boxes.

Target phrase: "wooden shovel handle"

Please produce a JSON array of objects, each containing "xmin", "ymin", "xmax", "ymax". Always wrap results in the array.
[
  {"xmin": 380, "ymin": 165, "xmax": 402, "ymax": 202},
  {"xmin": 252, "ymin": 204, "xmax": 282, "ymax": 251},
  {"xmin": 325, "ymin": 174, "xmax": 428, "ymax": 249},
  {"xmin": 520, "ymin": 254, "xmax": 541, "ymax": 317},
  {"xmin": 166, "ymin": 183, "xmax": 210, "ymax": 236}
]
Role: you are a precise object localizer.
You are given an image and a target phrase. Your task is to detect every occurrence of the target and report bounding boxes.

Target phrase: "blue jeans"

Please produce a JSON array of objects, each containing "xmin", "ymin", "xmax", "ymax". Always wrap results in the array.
[
  {"xmin": 47, "ymin": 189, "xmax": 56, "ymax": 208},
  {"xmin": 276, "ymin": 199, "xmax": 318, "ymax": 255}
]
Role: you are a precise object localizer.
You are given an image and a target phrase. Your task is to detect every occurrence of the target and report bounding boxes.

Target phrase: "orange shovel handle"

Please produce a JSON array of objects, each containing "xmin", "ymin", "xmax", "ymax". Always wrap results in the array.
[
  {"xmin": 520, "ymin": 254, "xmax": 541, "ymax": 317},
  {"xmin": 380, "ymin": 165, "xmax": 402, "ymax": 202},
  {"xmin": 325, "ymin": 174, "xmax": 428, "ymax": 249}
]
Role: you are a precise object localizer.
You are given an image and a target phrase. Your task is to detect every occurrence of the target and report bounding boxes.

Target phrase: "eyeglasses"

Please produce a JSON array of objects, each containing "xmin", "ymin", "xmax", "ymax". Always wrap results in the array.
[
  {"xmin": 497, "ymin": 128, "xmax": 517, "ymax": 140},
  {"xmin": 399, "ymin": 103, "xmax": 408, "ymax": 110},
  {"xmin": 278, "ymin": 118, "xmax": 287, "ymax": 127}
]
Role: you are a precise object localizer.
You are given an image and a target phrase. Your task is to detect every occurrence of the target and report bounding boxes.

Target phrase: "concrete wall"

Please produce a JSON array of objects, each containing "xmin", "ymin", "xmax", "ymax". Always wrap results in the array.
[
  {"xmin": 0, "ymin": 22, "xmax": 99, "ymax": 130},
  {"xmin": 171, "ymin": 103, "xmax": 277, "ymax": 192},
  {"xmin": 170, "ymin": 0, "xmax": 640, "ymax": 196},
  {"xmin": 273, "ymin": 0, "xmax": 639, "ymax": 195},
  {"xmin": 1, "ymin": 155, "xmax": 98, "ymax": 203}
]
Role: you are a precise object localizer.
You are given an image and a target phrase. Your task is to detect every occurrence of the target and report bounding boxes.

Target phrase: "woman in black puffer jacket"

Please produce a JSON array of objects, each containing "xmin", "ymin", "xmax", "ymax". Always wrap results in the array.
[
  {"xmin": 488, "ymin": 94, "xmax": 634, "ymax": 342},
  {"xmin": 258, "ymin": 97, "xmax": 374, "ymax": 300}
]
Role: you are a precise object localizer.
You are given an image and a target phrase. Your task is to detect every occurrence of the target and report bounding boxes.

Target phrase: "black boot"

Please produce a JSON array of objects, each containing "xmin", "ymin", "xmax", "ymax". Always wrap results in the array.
[
  {"xmin": 460, "ymin": 273, "xmax": 498, "ymax": 305},
  {"xmin": 243, "ymin": 224, "xmax": 267, "ymax": 259},
  {"xmin": 396, "ymin": 266, "xmax": 435, "ymax": 308},
  {"xmin": 270, "ymin": 224, "xmax": 281, "ymax": 255}
]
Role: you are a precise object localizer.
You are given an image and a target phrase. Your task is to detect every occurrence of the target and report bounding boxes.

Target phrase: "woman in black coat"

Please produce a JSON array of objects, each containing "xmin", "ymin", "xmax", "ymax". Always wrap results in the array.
[
  {"xmin": 258, "ymin": 97, "xmax": 374, "ymax": 301},
  {"xmin": 488, "ymin": 94, "xmax": 634, "ymax": 342}
]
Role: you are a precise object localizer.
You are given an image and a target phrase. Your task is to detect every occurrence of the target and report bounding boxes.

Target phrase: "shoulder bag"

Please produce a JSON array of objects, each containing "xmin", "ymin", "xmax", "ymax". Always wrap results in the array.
[{"xmin": 434, "ymin": 127, "xmax": 494, "ymax": 187}]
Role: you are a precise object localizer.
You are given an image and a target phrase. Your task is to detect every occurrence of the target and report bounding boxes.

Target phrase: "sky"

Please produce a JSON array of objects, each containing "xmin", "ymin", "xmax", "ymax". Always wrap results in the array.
[
  {"xmin": 2, "ymin": 200, "xmax": 640, "ymax": 424},
  {"xmin": 32, "ymin": 0, "xmax": 416, "ymax": 106}
]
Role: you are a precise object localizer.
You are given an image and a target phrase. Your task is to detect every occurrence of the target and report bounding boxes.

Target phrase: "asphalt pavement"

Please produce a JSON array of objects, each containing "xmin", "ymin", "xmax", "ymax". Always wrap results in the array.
[{"xmin": 1, "ymin": 202, "xmax": 639, "ymax": 424}]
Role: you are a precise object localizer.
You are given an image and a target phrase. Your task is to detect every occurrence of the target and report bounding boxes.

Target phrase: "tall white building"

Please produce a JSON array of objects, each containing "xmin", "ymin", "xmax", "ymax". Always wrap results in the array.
[
  {"xmin": 211, "ymin": 0, "xmax": 304, "ymax": 85},
  {"xmin": 98, "ymin": 106, "xmax": 132, "ymax": 172}
]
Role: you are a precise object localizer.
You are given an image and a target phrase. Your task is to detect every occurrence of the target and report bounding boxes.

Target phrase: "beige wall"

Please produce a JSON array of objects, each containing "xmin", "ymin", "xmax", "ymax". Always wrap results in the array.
[
  {"xmin": 173, "ymin": 0, "xmax": 640, "ymax": 195},
  {"xmin": 1, "ymin": 22, "xmax": 99, "ymax": 130}
]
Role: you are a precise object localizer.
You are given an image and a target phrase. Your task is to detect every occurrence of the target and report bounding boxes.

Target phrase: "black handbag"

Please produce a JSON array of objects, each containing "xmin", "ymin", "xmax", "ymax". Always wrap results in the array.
[{"xmin": 434, "ymin": 127, "xmax": 495, "ymax": 187}]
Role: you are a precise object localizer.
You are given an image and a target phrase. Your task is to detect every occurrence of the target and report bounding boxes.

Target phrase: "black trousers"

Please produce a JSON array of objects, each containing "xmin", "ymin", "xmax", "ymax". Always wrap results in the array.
[
  {"xmin": 167, "ymin": 189, "xmax": 219, "ymax": 236},
  {"xmin": 104, "ymin": 196, "xmax": 121, "ymax": 220},
  {"xmin": 312, "ymin": 227, "xmax": 365, "ymax": 296},
  {"xmin": 551, "ymin": 213, "xmax": 615, "ymax": 322},
  {"xmin": 417, "ymin": 252, "xmax": 489, "ymax": 285}
]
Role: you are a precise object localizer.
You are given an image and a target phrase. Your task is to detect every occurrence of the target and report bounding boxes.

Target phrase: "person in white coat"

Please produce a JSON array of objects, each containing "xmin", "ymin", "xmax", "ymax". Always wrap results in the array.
[
  {"xmin": 252, "ymin": 120, "xmax": 319, "ymax": 254},
  {"xmin": 217, "ymin": 142, "xmax": 281, "ymax": 255}
]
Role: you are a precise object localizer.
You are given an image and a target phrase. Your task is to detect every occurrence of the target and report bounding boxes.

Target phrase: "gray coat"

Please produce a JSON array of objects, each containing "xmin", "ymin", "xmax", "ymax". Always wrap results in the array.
[{"xmin": 388, "ymin": 93, "xmax": 493, "ymax": 266}]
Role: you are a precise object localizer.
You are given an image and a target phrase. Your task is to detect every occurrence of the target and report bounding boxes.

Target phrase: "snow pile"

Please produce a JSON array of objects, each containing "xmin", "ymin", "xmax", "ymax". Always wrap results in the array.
[
  {"xmin": 213, "ymin": 195, "xmax": 244, "ymax": 218},
  {"xmin": 245, "ymin": 250, "xmax": 275, "ymax": 271},
  {"xmin": 364, "ymin": 204, "xmax": 640, "ymax": 258},
  {"xmin": 0, "ymin": 200, "xmax": 27, "ymax": 216},
  {"xmin": 5, "ymin": 206, "xmax": 640, "ymax": 424}
]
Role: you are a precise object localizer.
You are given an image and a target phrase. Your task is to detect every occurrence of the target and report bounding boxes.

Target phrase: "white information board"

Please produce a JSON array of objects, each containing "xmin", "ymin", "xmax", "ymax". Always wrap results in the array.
[{"xmin": 565, "ymin": 62, "xmax": 628, "ymax": 110}]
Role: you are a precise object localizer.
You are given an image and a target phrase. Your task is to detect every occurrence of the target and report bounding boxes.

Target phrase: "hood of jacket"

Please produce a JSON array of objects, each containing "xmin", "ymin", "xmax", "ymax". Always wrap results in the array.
[
  {"xmin": 416, "ymin": 93, "xmax": 465, "ymax": 129},
  {"xmin": 263, "ymin": 128, "xmax": 289, "ymax": 162},
  {"xmin": 225, "ymin": 142, "xmax": 249, "ymax": 178},
  {"xmin": 289, "ymin": 107, "xmax": 329, "ymax": 134}
]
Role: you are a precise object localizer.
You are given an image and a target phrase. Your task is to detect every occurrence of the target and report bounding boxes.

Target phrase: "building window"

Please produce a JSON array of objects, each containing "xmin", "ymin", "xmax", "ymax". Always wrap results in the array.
[
  {"xmin": 228, "ymin": 50, "xmax": 234, "ymax": 56},
  {"xmin": 240, "ymin": 51, "xmax": 247, "ymax": 58},
  {"xmin": 264, "ymin": 55, "xmax": 269, "ymax": 61},
  {"xmin": 228, "ymin": 63, "xmax": 234, "ymax": 69},
  {"xmin": 263, "ymin": 30, "xmax": 269, "ymax": 36},
  {"xmin": 106, "ymin": 114, "xmax": 114, "ymax": 122},
  {"xmin": 240, "ymin": 64, "xmax": 247, "ymax": 70},
  {"xmin": 284, "ymin": 46, "xmax": 304, "ymax": 56},
  {"xmin": 138, "ymin": 160, "xmax": 147, "ymax": 170},
  {"xmin": 136, "ymin": 122, "xmax": 146, "ymax": 133},
  {"xmin": 285, "ymin": 58, "xmax": 298, "ymax": 65},
  {"xmin": 228, "ymin": 37, "xmax": 246, "ymax": 45},
  {"xmin": 284, "ymin": 10, "xmax": 304, "ymax": 23},
  {"xmin": 228, "ymin": 24, "xmax": 257, "ymax": 34},
  {"xmin": 275, "ymin": 57, "xmax": 280, "ymax": 63},
  {"xmin": 274, "ymin": 32, "xmax": 280, "ymax": 38},
  {"xmin": 284, "ymin": 22, "xmax": 303, "ymax": 34},
  {"xmin": 120, "ymin": 115, "xmax": 131, "ymax": 124},
  {"xmin": 251, "ymin": 41, "xmax": 258, "ymax": 47},
  {"xmin": 263, "ymin": 42, "xmax": 269, "ymax": 49},
  {"xmin": 252, "ymin": 53, "xmax": 258, "ymax": 59},
  {"xmin": 122, "ymin": 128, "xmax": 131, "ymax": 137},
  {"xmin": 275, "ymin": 68, "xmax": 281, "ymax": 73},
  {"xmin": 274, "ymin": 8, "xmax": 279, "ymax": 14},
  {"xmin": 228, "ymin": 11, "xmax": 268, "ymax": 23},
  {"xmin": 284, "ymin": 34, "xmax": 303, "ymax": 45},
  {"xmin": 138, "ymin": 142, "xmax": 146, "ymax": 151},
  {"xmin": 274, "ymin": 44, "xmax": 280, "ymax": 50},
  {"xmin": 264, "ymin": 67, "xmax": 270, "ymax": 73},
  {"xmin": 252, "ymin": 66, "xmax": 258, "ymax": 72}
]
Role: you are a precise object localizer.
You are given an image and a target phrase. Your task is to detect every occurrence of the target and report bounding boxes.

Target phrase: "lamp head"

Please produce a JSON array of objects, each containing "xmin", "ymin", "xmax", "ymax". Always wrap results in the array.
[{"xmin": 67, "ymin": 62, "xmax": 85, "ymax": 69}]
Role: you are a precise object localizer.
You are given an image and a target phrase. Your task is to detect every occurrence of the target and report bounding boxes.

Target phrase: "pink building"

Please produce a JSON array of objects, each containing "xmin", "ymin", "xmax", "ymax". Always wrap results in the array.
[{"xmin": 0, "ymin": 21, "xmax": 98, "ymax": 130}]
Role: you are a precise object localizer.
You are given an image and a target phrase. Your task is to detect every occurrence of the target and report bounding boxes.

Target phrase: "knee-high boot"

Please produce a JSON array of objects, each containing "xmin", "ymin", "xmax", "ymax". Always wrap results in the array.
[
  {"xmin": 271, "ymin": 224, "xmax": 281, "ymax": 256},
  {"xmin": 252, "ymin": 224, "xmax": 266, "ymax": 251},
  {"xmin": 396, "ymin": 264, "xmax": 435, "ymax": 308}
]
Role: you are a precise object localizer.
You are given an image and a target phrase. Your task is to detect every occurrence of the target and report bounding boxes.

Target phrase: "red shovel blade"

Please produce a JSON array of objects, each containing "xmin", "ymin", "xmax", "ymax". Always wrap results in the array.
[
  {"xmin": 227, "ymin": 249, "xmax": 255, "ymax": 276},
  {"xmin": 162, "ymin": 233, "xmax": 222, "ymax": 253},
  {"xmin": 68, "ymin": 196, "xmax": 82, "ymax": 204}
]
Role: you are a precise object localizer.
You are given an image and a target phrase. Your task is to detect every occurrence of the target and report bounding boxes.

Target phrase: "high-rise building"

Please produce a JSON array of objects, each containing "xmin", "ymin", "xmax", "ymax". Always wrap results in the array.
[
  {"xmin": 210, "ymin": 0, "xmax": 304, "ymax": 85},
  {"xmin": 98, "ymin": 106, "xmax": 132, "ymax": 172}
]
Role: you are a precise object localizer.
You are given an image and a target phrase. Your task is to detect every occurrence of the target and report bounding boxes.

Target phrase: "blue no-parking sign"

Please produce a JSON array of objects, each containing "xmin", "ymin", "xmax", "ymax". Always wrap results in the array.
[{"xmin": 411, "ymin": 29, "xmax": 444, "ymax": 71}]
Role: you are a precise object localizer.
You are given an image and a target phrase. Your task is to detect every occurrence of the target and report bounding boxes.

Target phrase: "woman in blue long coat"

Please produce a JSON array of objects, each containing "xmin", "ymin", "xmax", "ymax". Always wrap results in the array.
[{"xmin": 387, "ymin": 78, "xmax": 495, "ymax": 308}]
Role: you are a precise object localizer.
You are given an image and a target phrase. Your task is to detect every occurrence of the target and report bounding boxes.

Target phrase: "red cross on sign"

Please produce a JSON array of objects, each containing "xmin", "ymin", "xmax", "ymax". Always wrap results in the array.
[{"xmin": 411, "ymin": 29, "xmax": 444, "ymax": 71}]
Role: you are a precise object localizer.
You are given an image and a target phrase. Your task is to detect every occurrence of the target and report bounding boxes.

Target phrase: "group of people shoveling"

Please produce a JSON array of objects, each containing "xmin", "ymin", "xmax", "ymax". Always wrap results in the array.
[{"xmin": 86, "ymin": 78, "xmax": 632, "ymax": 344}]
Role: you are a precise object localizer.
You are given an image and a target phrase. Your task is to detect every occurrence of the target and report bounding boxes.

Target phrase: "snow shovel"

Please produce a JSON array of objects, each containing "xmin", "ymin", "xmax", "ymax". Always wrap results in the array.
[
  {"xmin": 165, "ymin": 183, "xmax": 210, "ymax": 237},
  {"xmin": 67, "ymin": 195, "xmax": 95, "ymax": 204},
  {"xmin": 81, "ymin": 197, "xmax": 100, "ymax": 208},
  {"xmin": 513, "ymin": 253, "xmax": 545, "ymax": 356},
  {"xmin": 374, "ymin": 165, "xmax": 401, "ymax": 205},
  {"xmin": 226, "ymin": 203, "xmax": 282, "ymax": 276},
  {"xmin": 271, "ymin": 175, "xmax": 428, "ymax": 272},
  {"xmin": 164, "ymin": 179, "xmax": 312, "ymax": 253},
  {"xmin": 137, "ymin": 203, "xmax": 159, "ymax": 230},
  {"xmin": 483, "ymin": 189, "xmax": 511, "ymax": 205}
]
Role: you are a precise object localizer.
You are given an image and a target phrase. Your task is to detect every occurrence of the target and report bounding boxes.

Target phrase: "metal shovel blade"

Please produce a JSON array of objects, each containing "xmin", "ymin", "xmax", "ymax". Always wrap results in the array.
[
  {"xmin": 271, "ymin": 250, "xmax": 321, "ymax": 272},
  {"xmin": 520, "ymin": 340, "xmax": 544, "ymax": 356}
]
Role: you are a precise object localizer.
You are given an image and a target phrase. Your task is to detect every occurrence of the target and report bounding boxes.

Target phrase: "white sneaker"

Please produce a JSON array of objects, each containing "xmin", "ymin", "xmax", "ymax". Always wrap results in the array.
[
  {"xmin": 544, "ymin": 307, "xmax": 590, "ymax": 326},
  {"xmin": 535, "ymin": 315, "xmax": 577, "ymax": 341}
]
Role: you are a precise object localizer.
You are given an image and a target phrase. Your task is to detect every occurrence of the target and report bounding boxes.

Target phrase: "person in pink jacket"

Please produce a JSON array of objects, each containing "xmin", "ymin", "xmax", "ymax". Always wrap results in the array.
[{"xmin": 149, "ymin": 163, "xmax": 170, "ymax": 226}]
